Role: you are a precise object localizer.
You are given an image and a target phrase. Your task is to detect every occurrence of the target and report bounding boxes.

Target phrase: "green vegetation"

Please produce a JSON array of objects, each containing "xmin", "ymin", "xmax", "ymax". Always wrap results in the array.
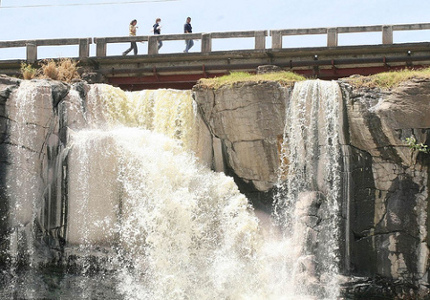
[
  {"xmin": 405, "ymin": 136, "xmax": 429, "ymax": 154},
  {"xmin": 347, "ymin": 67, "xmax": 430, "ymax": 89},
  {"xmin": 20, "ymin": 63, "xmax": 37, "ymax": 80},
  {"xmin": 197, "ymin": 71, "xmax": 306, "ymax": 89}
]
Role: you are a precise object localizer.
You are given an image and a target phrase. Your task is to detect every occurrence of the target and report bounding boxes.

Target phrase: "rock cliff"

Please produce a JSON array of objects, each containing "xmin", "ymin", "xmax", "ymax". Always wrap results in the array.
[
  {"xmin": 194, "ymin": 77, "xmax": 430, "ymax": 296},
  {"xmin": 0, "ymin": 74, "xmax": 429, "ymax": 297}
]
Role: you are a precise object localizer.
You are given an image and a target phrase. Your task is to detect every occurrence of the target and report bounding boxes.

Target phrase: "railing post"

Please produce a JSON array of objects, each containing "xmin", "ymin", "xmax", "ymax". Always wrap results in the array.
[
  {"xmin": 327, "ymin": 28, "xmax": 338, "ymax": 47},
  {"xmin": 26, "ymin": 43, "xmax": 37, "ymax": 63},
  {"xmin": 201, "ymin": 33, "xmax": 212, "ymax": 53},
  {"xmin": 382, "ymin": 25, "xmax": 393, "ymax": 44},
  {"xmin": 254, "ymin": 31, "xmax": 266, "ymax": 50},
  {"xmin": 96, "ymin": 38, "xmax": 107, "ymax": 57},
  {"xmin": 271, "ymin": 30, "xmax": 282, "ymax": 49},
  {"xmin": 79, "ymin": 38, "xmax": 90, "ymax": 59},
  {"xmin": 148, "ymin": 36, "xmax": 159, "ymax": 55}
]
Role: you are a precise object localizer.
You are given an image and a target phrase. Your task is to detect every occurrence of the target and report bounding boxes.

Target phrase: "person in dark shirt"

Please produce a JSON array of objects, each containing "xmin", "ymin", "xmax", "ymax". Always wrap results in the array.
[
  {"xmin": 153, "ymin": 18, "xmax": 162, "ymax": 50},
  {"xmin": 183, "ymin": 17, "xmax": 193, "ymax": 53}
]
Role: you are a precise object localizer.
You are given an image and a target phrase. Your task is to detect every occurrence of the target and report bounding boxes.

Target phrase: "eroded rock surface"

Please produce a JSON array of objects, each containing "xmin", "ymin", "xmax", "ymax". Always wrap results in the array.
[
  {"xmin": 193, "ymin": 81, "xmax": 289, "ymax": 191},
  {"xmin": 194, "ymin": 78, "xmax": 430, "ymax": 292}
]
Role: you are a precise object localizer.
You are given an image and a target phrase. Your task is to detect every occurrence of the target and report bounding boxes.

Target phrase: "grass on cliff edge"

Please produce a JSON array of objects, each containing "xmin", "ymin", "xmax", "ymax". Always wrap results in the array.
[
  {"xmin": 197, "ymin": 71, "xmax": 306, "ymax": 89},
  {"xmin": 347, "ymin": 67, "xmax": 430, "ymax": 89}
]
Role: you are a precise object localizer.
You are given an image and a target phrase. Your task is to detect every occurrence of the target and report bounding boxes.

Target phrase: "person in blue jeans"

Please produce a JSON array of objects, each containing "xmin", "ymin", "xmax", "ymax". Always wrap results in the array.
[
  {"xmin": 123, "ymin": 19, "xmax": 138, "ymax": 55},
  {"xmin": 153, "ymin": 18, "xmax": 163, "ymax": 50},
  {"xmin": 183, "ymin": 17, "xmax": 193, "ymax": 53}
]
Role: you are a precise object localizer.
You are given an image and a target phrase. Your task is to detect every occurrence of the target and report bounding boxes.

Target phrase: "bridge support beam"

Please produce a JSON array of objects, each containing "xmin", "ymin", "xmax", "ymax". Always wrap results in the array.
[{"xmin": 26, "ymin": 43, "xmax": 37, "ymax": 64}]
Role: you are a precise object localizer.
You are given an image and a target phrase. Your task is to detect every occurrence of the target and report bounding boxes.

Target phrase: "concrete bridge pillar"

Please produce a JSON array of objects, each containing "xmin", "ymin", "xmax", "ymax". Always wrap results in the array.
[
  {"xmin": 148, "ymin": 36, "xmax": 159, "ymax": 55},
  {"xmin": 382, "ymin": 25, "xmax": 393, "ymax": 44},
  {"xmin": 201, "ymin": 33, "xmax": 212, "ymax": 53},
  {"xmin": 254, "ymin": 31, "xmax": 266, "ymax": 50},
  {"xmin": 26, "ymin": 43, "xmax": 37, "ymax": 64},
  {"xmin": 79, "ymin": 38, "xmax": 90, "ymax": 59},
  {"xmin": 96, "ymin": 38, "xmax": 107, "ymax": 57},
  {"xmin": 271, "ymin": 30, "xmax": 282, "ymax": 49},
  {"xmin": 327, "ymin": 28, "xmax": 338, "ymax": 47}
]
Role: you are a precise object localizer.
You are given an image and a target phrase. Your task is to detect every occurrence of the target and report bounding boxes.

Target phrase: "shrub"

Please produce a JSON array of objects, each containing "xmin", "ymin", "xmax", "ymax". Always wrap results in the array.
[
  {"xmin": 38, "ymin": 58, "xmax": 81, "ymax": 82},
  {"xmin": 406, "ymin": 136, "xmax": 429, "ymax": 154},
  {"xmin": 39, "ymin": 59, "xmax": 59, "ymax": 80},
  {"xmin": 20, "ymin": 63, "xmax": 37, "ymax": 80},
  {"xmin": 57, "ymin": 58, "xmax": 80, "ymax": 82}
]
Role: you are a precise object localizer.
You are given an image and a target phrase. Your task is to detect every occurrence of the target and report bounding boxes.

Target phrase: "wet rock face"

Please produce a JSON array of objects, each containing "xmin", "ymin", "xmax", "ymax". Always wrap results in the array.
[
  {"xmin": 194, "ymin": 79, "xmax": 430, "ymax": 289},
  {"xmin": 193, "ymin": 82, "xmax": 290, "ymax": 191},
  {"xmin": 342, "ymin": 80, "xmax": 430, "ymax": 285},
  {"xmin": 0, "ymin": 76, "xmax": 20, "ymax": 247}
]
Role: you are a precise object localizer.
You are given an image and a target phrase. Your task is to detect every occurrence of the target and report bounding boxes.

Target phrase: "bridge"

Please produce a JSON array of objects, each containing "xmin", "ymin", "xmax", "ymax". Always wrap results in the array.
[{"xmin": 1, "ymin": 22, "xmax": 430, "ymax": 90}]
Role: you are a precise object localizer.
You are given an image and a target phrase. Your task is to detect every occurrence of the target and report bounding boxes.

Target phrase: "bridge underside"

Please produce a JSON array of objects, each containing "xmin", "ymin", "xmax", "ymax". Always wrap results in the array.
[{"xmin": 2, "ymin": 42, "xmax": 430, "ymax": 90}]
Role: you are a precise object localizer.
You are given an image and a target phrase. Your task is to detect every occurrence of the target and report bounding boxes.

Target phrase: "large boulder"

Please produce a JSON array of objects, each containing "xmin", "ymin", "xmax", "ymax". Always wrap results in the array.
[{"xmin": 193, "ymin": 81, "xmax": 290, "ymax": 191}]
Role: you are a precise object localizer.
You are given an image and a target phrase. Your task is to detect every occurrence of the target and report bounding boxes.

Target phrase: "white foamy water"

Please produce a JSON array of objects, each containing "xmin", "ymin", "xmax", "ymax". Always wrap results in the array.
[
  {"xmin": 68, "ymin": 127, "xmax": 271, "ymax": 300},
  {"xmin": 274, "ymin": 80, "xmax": 343, "ymax": 299}
]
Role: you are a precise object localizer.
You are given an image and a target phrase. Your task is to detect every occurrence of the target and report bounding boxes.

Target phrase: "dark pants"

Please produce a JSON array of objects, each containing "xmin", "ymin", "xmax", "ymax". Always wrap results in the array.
[{"xmin": 123, "ymin": 42, "xmax": 138, "ymax": 55}]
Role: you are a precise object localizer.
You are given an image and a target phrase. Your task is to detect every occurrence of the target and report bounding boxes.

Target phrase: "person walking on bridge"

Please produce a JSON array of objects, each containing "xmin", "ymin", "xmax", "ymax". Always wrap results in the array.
[
  {"xmin": 153, "ymin": 18, "xmax": 163, "ymax": 50},
  {"xmin": 123, "ymin": 19, "xmax": 138, "ymax": 56},
  {"xmin": 183, "ymin": 17, "xmax": 193, "ymax": 53}
]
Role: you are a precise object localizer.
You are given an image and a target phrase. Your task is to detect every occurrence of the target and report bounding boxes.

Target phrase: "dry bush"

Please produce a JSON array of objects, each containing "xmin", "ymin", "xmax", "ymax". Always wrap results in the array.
[
  {"xmin": 39, "ymin": 59, "xmax": 59, "ymax": 80},
  {"xmin": 57, "ymin": 58, "xmax": 80, "ymax": 82},
  {"xmin": 20, "ymin": 63, "xmax": 37, "ymax": 80},
  {"xmin": 38, "ymin": 58, "xmax": 81, "ymax": 82}
]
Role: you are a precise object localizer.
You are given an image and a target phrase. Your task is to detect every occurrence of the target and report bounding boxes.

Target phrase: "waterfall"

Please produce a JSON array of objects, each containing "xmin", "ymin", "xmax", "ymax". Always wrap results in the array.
[
  {"xmin": 1, "ymin": 81, "xmax": 53, "ymax": 299},
  {"xmin": 67, "ymin": 127, "xmax": 268, "ymax": 299},
  {"xmin": 274, "ymin": 80, "xmax": 343, "ymax": 299},
  {"xmin": 1, "ymin": 80, "xmax": 347, "ymax": 299},
  {"xmin": 62, "ymin": 85, "xmax": 269, "ymax": 299}
]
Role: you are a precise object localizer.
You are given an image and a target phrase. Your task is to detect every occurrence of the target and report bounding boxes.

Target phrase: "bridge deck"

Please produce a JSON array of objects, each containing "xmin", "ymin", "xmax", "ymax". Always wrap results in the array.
[
  {"xmin": 1, "ymin": 23, "xmax": 430, "ymax": 89},
  {"xmin": 92, "ymin": 42, "xmax": 430, "ymax": 89}
]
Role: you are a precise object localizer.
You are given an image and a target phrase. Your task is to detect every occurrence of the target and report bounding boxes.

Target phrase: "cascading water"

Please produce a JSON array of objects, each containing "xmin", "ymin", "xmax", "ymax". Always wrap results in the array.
[
  {"xmin": 1, "ymin": 80, "xmax": 346, "ymax": 299},
  {"xmin": 68, "ymin": 128, "xmax": 268, "ymax": 299},
  {"xmin": 2, "ymin": 81, "xmax": 50, "ymax": 299},
  {"xmin": 274, "ymin": 80, "xmax": 343, "ymax": 299},
  {"xmin": 64, "ymin": 86, "xmax": 270, "ymax": 299}
]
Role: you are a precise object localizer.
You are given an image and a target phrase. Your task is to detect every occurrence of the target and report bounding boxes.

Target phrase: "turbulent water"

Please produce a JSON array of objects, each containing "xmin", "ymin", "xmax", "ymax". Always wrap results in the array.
[{"xmin": 1, "ymin": 82, "xmax": 344, "ymax": 299}]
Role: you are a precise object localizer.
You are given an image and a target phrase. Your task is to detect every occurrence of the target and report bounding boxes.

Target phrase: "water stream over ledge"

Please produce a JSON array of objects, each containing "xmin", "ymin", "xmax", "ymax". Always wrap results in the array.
[{"xmin": 0, "ymin": 80, "xmax": 352, "ymax": 299}]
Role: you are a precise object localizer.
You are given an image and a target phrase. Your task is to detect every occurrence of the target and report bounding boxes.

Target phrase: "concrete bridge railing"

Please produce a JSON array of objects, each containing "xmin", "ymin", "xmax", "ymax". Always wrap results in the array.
[
  {"xmin": 270, "ymin": 23, "xmax": 430, "ymax": 48},
  {"xmin": 1, "ymin": 23, "xmax": 430, "ymax": 62},
  {"xmin": 93, "ymin": 30, "xmax": 268, "ymax": 56},
  {"xmin": 0, "ymin": 38, "xmax": 92, "ymax": 63}
]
